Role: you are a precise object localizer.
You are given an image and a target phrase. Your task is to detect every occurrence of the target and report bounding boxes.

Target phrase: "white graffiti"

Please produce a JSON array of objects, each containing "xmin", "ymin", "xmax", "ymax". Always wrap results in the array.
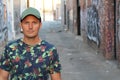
[{"xmin": 87, "ymin": 5, "xmax": 100, "ymax": 46}]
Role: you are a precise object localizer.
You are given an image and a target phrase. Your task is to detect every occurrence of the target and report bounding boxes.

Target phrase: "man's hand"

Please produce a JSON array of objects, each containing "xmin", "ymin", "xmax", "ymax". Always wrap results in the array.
[
  {"xmin": 0, "ymin": 68, "xmax": 9, "ymax": 80},
  {"xmin": 50, "ymin": 72, "xmax": 62, "ymax": 80}
]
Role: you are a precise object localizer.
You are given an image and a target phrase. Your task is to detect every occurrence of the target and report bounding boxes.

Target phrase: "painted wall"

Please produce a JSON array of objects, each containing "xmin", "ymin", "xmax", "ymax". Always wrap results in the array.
[
  {"xmin": 62, "ymin": 0, "xmax": 115, "ymax": 59},
  {"xmin": 81, "ymin": 0, "xmax": 115, "ymax": 59},
  {"xmin": 0, "ymin": 0, "xmax": 27, "ymax": 52},
  {"xmin": 116, "ymin": 0, "xmax": 120, "ymax": 61},
  {"xmin": 7, "ymin": 0, "xmax": 15, "ymax": 41},
  {"xmin": 87, "ymin": 5, "xmax": 100, "ymax": 46},
  {"xmin": 0, "ymin": 0, "xmax": 8, "ymax": 45},
  {"xmin": 0, "ymin": 1, "xmax": 4, "ymax": 42},
  {"xmin": 13, "ymin": 0, "xmax": 21, "ymax": 35}
]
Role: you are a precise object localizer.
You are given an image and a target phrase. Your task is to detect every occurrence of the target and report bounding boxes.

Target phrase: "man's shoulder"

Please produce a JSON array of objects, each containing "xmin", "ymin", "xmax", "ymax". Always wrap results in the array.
[
  {"xmin": 42, "ymin": 40, "xmax": 55, "ymax": 49},
  {"xmin": 6, "ymin": 38, "xmax": 21, "ymax": 48}
]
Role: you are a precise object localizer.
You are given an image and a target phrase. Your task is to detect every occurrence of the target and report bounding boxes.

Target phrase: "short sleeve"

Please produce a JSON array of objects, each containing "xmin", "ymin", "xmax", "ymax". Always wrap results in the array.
[
  {"xmin": 49, "ymin": 47, "xmax": 61, "ymax": 74},
  {"xmin": 0, "ymin": 45, "xmax": 12, "ymax": 72}
]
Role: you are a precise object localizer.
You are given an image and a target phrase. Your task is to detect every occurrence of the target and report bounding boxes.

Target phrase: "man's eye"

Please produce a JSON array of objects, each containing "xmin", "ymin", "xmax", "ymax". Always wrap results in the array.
[
  {"xmin": 33, "ymin": 22, "xmax": 37, "ymax": 24},
  {"xmin": 23, "ymin": 22, "xmax": 29, "ymax": 25}
]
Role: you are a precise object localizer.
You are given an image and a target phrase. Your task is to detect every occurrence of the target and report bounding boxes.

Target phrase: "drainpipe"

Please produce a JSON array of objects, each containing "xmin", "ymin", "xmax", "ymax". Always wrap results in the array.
[{"xmin": 114, "ymin": 0, "xmax": 116, "ymax": 59}]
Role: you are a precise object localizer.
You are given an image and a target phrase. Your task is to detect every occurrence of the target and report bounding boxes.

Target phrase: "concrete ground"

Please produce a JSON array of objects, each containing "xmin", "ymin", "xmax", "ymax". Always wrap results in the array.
[{"xmin": 40, "ymin": 21, "xmax": 120, "ymax": 80}]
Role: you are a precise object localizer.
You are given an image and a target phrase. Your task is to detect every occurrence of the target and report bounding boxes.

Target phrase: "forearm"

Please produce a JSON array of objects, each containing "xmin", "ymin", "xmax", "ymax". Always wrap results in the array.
[{"xmin": 0, "ymin": 76, "xmax": 9, "ymax": 80}]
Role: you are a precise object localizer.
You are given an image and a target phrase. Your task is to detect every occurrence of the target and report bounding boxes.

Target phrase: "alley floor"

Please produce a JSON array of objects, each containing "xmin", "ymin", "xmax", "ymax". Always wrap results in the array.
[{"xmin": 40, "ymin": 21, "xmax": 120, "ymax": 80}]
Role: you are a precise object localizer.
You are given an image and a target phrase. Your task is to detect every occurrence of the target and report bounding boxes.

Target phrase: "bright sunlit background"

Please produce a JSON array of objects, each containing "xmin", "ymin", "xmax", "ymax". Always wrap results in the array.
[{"xmin": 29, "ymin": 0, "xmax": 61, "ymax": 21}]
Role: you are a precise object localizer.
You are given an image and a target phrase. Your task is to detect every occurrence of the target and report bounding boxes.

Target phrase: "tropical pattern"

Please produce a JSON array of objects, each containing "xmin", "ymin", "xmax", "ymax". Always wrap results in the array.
[{"xmin": 0, "ymin": 39, "xmax": 61, "ymax": 80}]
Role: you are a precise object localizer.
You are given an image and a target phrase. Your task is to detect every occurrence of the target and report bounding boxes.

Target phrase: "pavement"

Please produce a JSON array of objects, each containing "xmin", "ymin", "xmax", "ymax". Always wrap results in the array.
[{"xmin": 40, "ymin": 21, "xmax": 120, "ymax": 80}]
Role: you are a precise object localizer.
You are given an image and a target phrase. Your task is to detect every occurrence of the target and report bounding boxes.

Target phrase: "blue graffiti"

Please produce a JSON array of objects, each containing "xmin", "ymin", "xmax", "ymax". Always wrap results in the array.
[{"xmin": 87, "ymin": 5, "xmax": 100, "ymax": 46}]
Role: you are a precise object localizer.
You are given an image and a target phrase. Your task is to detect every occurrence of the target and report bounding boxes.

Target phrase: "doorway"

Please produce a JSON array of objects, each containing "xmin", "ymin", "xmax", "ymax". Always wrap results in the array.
[{"xmin": 77, "ymin": 0, "xmax": 81, "ymax": 35}]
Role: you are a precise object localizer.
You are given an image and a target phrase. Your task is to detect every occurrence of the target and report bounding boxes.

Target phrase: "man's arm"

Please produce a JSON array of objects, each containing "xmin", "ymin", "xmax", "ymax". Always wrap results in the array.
[
  {"xmin": 0, "ymin": 68, "xmax": 9, "ymax": 80},
  {"xmin": 50, "ymin": 72, "xmax": 61, "ymax": 80}
]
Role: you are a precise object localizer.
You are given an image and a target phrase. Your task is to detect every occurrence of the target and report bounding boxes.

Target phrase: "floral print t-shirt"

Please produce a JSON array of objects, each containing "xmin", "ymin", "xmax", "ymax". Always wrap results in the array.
[{"xmin": 0, "ymin": 39, "xmax": 61, "ymax": 80}]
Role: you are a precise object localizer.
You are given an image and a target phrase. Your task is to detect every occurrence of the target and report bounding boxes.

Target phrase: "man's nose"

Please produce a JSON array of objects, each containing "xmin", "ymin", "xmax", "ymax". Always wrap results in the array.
[{"xmin": 29, "ymin": 23, "xmax": 33, "ymax": 29}]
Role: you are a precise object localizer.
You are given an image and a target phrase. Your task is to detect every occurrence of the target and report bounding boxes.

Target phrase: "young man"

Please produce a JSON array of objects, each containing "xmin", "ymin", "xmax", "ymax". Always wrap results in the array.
[{"xmin": 0, "ymin": 7, "xmax": 61, "ymax": 80}]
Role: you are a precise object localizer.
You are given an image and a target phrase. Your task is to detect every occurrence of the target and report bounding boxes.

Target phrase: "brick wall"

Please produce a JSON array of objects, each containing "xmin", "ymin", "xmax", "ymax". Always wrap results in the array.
[
  {"xmin": 101, "ymin": 0, "xmax": 114, "ymax": 59},
  {"xmin": 80, "ymin": 0, "xmax": 115, "ymax": 59},
  {"xmin": 62, "ymin": 0, "xmax": 116, "ymax": 60}
]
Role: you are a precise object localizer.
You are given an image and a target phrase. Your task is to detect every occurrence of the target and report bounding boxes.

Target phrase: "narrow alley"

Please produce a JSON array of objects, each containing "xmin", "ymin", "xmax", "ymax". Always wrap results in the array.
[
  {"xmin": 40, "ymin": 21, "xmax": 120, "ymax": 80},
  {"xmin": 1, "ymin": 0, "xmax": 120, "ymax": 80}
]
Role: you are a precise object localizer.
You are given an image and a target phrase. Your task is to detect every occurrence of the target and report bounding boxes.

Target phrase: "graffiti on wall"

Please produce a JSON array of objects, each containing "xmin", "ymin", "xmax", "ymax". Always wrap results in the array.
[
  {"xmin": 0, "ymin": 1, "xmax": 8, "ymax": 48},
  {"xmin": 3, "ymin": 4, "xmax": 8, "ymax": 42},
  {"xmin": 87, "ymin": 5, "xmax": 100, "ymax": 46},
  {"xmin": 0, "ymin": 2, "xmax": 3, "ymax": 40},
  {"xmin": 14, "ymin": 0, "xmax": 20, "ymax": 34}
]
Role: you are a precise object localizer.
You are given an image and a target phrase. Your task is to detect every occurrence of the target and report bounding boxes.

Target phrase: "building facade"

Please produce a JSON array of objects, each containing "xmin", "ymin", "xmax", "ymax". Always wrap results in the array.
[
  {"xmin": 29, "ymin": 0, "xmax": 61, "ymax": 21},
  {"xmin": 0, "ymin": 0, "xmax": 27, "ymax": 52},
  {"xmin": 61, "ymin": 0, "xmax": 120, "ymax": 62},
  {"xmin": 116, "ymin": 0, "xmax": 120, "ymax": 62}
]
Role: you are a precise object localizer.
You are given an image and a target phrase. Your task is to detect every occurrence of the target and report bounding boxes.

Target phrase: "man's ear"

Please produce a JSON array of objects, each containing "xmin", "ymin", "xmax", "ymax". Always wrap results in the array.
[
  {"xmin": 39, "ymin": 23, "xmax": 42, "ymax": 29},
  {"xmin": 19, "ymin": 23, "xmax": 23, "ymax": 33}
]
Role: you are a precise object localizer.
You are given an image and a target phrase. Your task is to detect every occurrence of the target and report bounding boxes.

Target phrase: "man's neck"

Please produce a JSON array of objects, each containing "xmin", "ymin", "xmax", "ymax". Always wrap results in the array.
[{"xmin": 23, "ymin": 37, "xmax": 41, "ymax": 46}]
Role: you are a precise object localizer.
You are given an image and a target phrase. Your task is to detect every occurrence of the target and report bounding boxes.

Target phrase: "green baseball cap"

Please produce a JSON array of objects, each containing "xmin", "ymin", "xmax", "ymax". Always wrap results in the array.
[{"xmin": 20, "ymin": 7, "xmax": 41, "ymax": 21}]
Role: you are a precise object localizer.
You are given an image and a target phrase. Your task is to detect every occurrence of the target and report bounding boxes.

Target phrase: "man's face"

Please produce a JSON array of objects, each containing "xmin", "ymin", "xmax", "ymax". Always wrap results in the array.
[{"xmin": 20, "ymin": 15, "xmax": 41, "ymax": 38}]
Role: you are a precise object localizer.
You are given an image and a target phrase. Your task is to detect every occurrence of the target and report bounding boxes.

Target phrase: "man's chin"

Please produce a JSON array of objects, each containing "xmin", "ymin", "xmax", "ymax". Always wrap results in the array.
[{"xmin": 25, "ymin": 35, "xmax": 37, "ymax": 39}]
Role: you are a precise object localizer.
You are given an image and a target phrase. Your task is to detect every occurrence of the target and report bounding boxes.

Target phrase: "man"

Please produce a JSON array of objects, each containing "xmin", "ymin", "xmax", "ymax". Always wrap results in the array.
[{"xmin": 0, "ymin": 7, "xmax": 61, "ymax": 80}]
